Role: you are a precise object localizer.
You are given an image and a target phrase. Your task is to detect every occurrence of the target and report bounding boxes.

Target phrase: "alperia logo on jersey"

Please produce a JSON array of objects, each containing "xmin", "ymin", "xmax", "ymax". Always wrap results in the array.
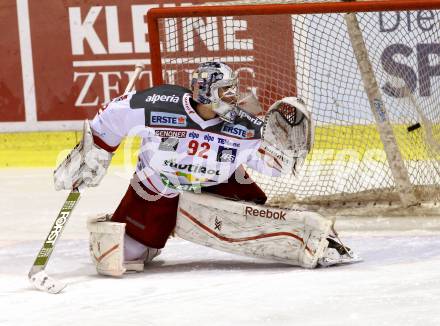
[
  {"xmin": 221, "ymin": 124, "xmax": 255, "ymax": 138},
  {"xmin": 150, "ymin": 112, "xmax": 187, "ymax": 127},
  {"xmin": 145, "ymin": 94, "xmax": 179, "ymax": 104}
]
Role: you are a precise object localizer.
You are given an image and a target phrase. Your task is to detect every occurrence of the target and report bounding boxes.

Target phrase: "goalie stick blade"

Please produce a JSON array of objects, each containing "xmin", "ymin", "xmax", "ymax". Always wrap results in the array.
[{"xmin": 29, "ymin": 270, "xmax": 66, "ymax": 294}]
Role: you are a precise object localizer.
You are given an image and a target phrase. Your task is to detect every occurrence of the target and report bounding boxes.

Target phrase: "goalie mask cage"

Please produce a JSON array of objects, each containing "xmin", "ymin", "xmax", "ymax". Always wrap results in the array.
[{"xmin": 147, "ymin": 0, "xmax": 440, "ymax": 216}]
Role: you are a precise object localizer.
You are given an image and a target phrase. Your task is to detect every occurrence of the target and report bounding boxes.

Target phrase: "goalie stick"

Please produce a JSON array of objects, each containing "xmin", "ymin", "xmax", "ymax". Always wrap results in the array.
[
  {"xmin": 28, "ymin": 190, "xmax": 82, "ymax": 293},
  {"xmin": 28, "ymin": 63, "xmax": 144, "ymax": 294}
]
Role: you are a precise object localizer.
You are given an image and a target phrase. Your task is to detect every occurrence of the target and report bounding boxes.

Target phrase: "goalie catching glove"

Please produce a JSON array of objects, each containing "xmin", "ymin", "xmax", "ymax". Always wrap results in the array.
[
  {"xmin": 53, "ymin": 120, "xmax": 113, "ymax": 190},
  {"xmin": 260, "ymin": 97, "xmax": 314, "ymax": 176}
]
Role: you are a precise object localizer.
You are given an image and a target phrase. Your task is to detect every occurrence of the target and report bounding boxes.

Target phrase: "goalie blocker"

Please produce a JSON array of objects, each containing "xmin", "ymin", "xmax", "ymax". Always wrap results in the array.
[{"xmin": 176, "ymin": 192, "xmax": 361, "ymax": 268}]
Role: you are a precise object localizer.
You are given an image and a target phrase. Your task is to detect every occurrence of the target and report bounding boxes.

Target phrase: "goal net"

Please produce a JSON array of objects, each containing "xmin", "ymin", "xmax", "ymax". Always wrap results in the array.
[{"xmin": 147, "ymin": 0, "xmax": 440, "ymax": 215}]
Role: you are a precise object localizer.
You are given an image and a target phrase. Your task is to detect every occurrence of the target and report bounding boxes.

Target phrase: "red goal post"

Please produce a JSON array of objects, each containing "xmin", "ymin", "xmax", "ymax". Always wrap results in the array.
[{"xmin": 147, "ymin": 0, "xmax": 440, "ymax": 216}]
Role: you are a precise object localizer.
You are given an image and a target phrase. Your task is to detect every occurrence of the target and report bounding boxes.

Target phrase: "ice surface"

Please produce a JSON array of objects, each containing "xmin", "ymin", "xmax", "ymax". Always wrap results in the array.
[{"xmin": 1, "ymin": 168, "xmax": 440, "ymax": 326}]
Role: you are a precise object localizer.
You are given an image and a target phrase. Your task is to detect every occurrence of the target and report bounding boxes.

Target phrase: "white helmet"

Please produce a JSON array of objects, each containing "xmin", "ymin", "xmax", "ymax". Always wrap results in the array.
[{"xmin": 191, "ymin": 62, "xmax": 238, "ymax": 122}]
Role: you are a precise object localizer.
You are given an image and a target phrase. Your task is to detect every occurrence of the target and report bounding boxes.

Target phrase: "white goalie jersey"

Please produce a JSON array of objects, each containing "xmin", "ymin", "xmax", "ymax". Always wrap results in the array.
[{"xmin": 91, "ymin": 84, "xmax": 285, "ymax": 198}]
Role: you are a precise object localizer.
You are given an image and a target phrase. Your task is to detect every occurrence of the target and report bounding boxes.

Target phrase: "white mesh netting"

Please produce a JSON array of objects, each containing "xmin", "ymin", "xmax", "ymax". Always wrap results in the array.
[{"xmin": 151, "ymin": 1, "xmax": 440, "ymax": 214}]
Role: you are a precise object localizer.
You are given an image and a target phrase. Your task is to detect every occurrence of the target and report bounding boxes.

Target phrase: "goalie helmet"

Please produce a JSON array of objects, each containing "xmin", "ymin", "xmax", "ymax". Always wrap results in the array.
[{"xmin": 191, "ymin": 62, "xmax": 238, "ymax": 122}]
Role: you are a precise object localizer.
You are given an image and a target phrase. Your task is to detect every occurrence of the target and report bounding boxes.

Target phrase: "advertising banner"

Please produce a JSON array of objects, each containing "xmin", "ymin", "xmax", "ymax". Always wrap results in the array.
[
  {"xmin": 0, "ymin": 0, "xmax": 295, "ymax": 132},
  {"xmin": 1, "ymin": 1, "xmax": 438, "ymax": 132},
  {"xmin": 0, "ymin": 0, "xmax": 25, "ymax": 122}
]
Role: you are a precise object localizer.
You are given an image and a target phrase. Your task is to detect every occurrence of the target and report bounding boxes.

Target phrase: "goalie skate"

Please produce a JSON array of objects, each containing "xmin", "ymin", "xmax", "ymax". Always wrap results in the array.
[{"xmin": 318, "ymin": 238, "xmax": 362, "ymax": 267}]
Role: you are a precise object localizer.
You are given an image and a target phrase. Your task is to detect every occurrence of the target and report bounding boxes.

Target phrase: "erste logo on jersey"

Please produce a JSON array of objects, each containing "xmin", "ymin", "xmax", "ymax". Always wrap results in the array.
[
  {"xmin": 150, "ymin": 112, "xmax": 187, "ymax": 127},
  {"xmin": 217, "ymin": 146, "xmax": 237, "ymax": 163},
  {"xmin": 145, "ymin": 94, "xmax": 179, "ymax": 104},
  {"xmin": 221, "ymin": 123, "xmax": 255, "ymax": 139}
]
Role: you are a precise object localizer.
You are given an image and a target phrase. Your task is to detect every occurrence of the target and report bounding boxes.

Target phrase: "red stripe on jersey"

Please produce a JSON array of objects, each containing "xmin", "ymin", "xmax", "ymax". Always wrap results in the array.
[{"xmin": 93, "ymin": 134, "xmax": 119, "ymax": 152}]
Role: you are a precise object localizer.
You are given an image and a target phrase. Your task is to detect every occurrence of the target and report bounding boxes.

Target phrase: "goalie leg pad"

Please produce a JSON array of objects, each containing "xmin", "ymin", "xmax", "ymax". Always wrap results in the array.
[
  {"xmin": 175, "ymin": 192, "xmax": 332, "ymax": 269},
  {"xmin": 87, "ymin": 214, "xmax": 126, "ymax": 276},
  {"xmin": 87, "ymin": 215, "xmax": 161, "ymax": 276}
]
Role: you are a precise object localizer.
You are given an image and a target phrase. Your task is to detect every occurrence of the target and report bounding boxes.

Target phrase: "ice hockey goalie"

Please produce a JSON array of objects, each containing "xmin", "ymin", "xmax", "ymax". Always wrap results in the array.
[{"xmin": 53, "ymin": 61, "xmax": 361, "ymax": 276}]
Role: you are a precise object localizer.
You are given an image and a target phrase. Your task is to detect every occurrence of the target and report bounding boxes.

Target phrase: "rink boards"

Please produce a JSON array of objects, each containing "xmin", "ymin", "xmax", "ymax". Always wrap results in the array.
[{"xmin": 0, "ymin": 124, "xmax": 436, "ymax": 167}]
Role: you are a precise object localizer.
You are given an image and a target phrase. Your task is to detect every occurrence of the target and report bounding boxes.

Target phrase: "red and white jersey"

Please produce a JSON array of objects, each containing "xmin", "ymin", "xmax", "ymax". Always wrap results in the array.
[{"xmin": 91, "ymin": 85, "xmax": 281, "ymax": 198}]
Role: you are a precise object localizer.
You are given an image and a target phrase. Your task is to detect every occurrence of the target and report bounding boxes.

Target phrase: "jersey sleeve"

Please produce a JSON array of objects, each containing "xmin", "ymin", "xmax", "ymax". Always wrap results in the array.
[
  {"xmin": 90, "ymin": 92, "xmax": 148, "ymax": 150},
  {"xmin": 245, "ymin": 142, "xmax": 283, "ymax": 177}
]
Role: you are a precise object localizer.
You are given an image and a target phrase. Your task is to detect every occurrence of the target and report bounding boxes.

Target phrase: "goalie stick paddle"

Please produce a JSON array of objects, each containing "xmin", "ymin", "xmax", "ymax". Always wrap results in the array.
[{"xmin": 28, "ymin": 63, "xmax": 145, "ymax": 294}]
